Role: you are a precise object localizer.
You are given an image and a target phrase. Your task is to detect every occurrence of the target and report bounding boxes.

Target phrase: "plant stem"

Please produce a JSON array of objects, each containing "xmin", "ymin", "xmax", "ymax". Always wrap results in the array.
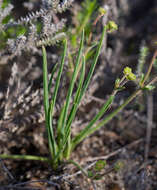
[
  {"xmin": 68, "ymin": 160, "xmax": 88, "ymax": 177},
  {"xmin": 141, "ymin": 50, "xmax": 157, "ymax": 87},
  {"xmin": 0, "ymin": 154, "xmax": 50, "ymax": 162}
]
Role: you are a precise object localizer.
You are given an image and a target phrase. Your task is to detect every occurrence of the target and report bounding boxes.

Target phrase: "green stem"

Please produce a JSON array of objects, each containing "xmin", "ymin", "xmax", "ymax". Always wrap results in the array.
[
  {"xmin": 68, "ymin": 160, "xmax": 88, "ymax": 177},
  {"xmin": 0, "ymin": 154, "xmax": 51, "ymax": 162},
  {"xmin": 141, "ymin": 50, "xmax": 157, "ymax": 87}
]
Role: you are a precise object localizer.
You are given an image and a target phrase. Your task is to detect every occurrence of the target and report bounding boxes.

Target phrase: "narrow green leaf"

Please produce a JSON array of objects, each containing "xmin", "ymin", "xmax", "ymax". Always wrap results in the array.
[
  {"xmin": 57, "ymin": 103, "xmax": 66, "ymax": 148},
  {"xmin": 42, "ymin": 46, "xmax": 49, "ymax": 117},
  {"xmin": 48, "ymin": 63, "xmax": 58, "ymax": 92},
  {"xmin": 48, "ymin": 101, "xmax": 58, "ymax": 157},
  {"xmin": 0, "ymin": 154, "xmax": 50, "ymax": 162}
]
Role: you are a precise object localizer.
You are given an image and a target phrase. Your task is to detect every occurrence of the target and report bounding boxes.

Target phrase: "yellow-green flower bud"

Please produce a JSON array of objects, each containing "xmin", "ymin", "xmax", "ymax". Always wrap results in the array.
[
  {"xmin": 123, "ymin": 67, "xmax": 132, "ymax": 75},
  {"xmin": 106, "ymin": 21, "xmax": 118, "ymax": 33},
  {"xmin": 123, "ymin": 67, "xmax": 136, "ymax": 81},
  {"xmin": 98, "ymin": 7, "xmax": 107, "ymax": 15}
]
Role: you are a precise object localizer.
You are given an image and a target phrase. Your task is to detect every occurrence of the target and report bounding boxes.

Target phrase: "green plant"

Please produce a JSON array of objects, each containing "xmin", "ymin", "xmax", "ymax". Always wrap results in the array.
[
  {"xmin": 67, "ymin": 0, "xmax": 104, "ymax": 79},
  {"xmin": 69, "ymin": 0, "xmax": 97, "ymax": 47},
  {"xmin": 0, "ymin": 21, "xmax": 157, "ymax": 170}
]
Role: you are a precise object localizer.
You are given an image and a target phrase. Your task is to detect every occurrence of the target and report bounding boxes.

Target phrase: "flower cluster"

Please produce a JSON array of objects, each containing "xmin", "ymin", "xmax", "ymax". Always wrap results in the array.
[
  {"xmin": 106, "ymin": 21, "xmax": 118, "ymax": 33},
  {"xmin": 123, "ymin": 67, "xmax": 136, "ymax": 81}
]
